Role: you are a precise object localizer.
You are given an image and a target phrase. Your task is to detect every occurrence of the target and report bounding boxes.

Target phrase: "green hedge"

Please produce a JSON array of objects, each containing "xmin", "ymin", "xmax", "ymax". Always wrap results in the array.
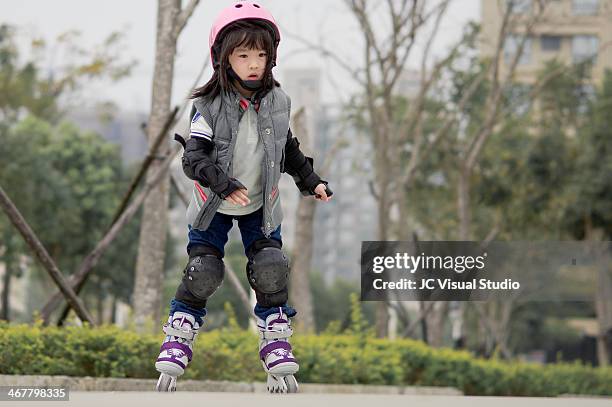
[{"xmin": 0, "ymin": 322, "xmax": 610, "ymax": 396}]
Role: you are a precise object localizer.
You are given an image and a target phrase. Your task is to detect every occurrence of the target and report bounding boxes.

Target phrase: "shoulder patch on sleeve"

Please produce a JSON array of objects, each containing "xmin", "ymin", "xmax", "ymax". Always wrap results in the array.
[{"xmin": 190, "ymin": 114, "xmax": 213, "ymax": 142}]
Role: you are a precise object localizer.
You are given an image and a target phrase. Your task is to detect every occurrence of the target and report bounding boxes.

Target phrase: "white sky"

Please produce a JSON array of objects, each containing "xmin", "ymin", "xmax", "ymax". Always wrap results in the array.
[{"xmin": 2, "ymin": 0, "xmax": 480, "ymax": 113}]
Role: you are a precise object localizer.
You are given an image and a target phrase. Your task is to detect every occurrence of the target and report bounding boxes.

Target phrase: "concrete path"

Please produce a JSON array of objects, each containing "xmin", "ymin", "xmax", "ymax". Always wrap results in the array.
[{"xmin": 10, "ymin": 392, "xmax": 611, "ymax": 407}]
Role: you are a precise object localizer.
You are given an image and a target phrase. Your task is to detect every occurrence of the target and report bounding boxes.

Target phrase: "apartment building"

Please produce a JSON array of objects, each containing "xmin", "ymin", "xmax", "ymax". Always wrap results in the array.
[{"xmin": 481, "ymin": 0, "xmax": 612, "ymax": 84}]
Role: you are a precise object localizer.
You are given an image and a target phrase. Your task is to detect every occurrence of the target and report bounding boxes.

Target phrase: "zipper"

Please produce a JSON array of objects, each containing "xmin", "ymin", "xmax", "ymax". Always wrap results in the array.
[
  {"xmin": 257, "ymin": 113, "xmax": 272, "ymax": 237},
  {"xmin": 280, "ymin": 148, "xmax": 285, "ymax": 173}
]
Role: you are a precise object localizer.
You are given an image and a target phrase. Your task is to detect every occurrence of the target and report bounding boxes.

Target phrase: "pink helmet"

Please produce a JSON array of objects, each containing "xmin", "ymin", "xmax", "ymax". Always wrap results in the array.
[{"xmin": 209, "ymin": 1, "xmax": 281, "ymax": 69}]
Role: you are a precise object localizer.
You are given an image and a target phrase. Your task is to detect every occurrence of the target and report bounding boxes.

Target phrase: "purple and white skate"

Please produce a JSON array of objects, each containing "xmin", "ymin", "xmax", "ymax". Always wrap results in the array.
[
  {"xmin": 257, "ymin": 308, "xmax": 299, "ymax": 393},
  {"xmin": 155, "ymin": 312, "xmax": 199, "ymax": 392}
]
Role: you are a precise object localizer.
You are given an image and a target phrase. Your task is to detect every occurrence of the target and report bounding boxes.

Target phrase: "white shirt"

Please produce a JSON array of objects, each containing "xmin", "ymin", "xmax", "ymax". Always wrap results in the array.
[{"xmin": 190, "ymin": 105, "xmax": 264, "ymax": 215}]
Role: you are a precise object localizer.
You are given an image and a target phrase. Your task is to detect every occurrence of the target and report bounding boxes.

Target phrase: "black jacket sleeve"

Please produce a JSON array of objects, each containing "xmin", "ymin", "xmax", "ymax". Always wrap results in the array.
[
  {"xmin": 181, "ymin": 137, "xmax": 245, "ymax": 199},
  {"xmin": 283, "ymin": 128, "xmax": 328, "ymax": 196}
]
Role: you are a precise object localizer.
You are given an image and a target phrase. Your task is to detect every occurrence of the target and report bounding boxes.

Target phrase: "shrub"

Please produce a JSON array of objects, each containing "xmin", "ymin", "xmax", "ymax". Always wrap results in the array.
[{"xmin": 0, "ymin": 322, "xmax": 610, "ymax": 396}]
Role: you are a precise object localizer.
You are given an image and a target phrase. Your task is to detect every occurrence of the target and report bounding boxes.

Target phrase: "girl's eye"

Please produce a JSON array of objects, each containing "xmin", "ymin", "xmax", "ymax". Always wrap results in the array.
[
  {"xmin": 239, "ymin": 54, "xmax": 248, "ymax": 58},
  {"xmin": 259, "ymin": 53, "xmax": 267, "ymax": 58}
]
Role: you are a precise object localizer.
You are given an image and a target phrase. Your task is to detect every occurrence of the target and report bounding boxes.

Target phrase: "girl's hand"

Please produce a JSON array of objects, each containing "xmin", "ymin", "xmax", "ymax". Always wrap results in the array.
[
  {"xmin": 226, "ymin": 188, "xmax": 250, "ymax": 206},
  {"xmin": 314, "ymin": 184, "xmax": 331, "ymax": 202}
]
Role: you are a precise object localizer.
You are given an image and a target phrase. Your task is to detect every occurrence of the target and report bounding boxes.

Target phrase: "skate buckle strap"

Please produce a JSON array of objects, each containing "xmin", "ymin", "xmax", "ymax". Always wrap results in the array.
[
  {"xmin": 159, "ymin": 341, "xmax": 193, "ymax": 362},
  {"xmin": 260, "ymin": 340, "xmax": 293, "ymax": 361},
  {"xmin": 259, "ymin": 326, "xmax": 293, "ymax": 340},
  {"xmin": 163, "ymin": 323, "xmax": 198, "ymax": 341}
]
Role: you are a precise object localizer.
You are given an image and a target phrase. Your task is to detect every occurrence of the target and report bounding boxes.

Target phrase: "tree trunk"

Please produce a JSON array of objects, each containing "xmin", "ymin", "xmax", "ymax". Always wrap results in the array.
[
  {"xmin": 133, "ymin": 0, "xmax": 179, "ymax": 332},
  {"xmin": 458, "ymin": 167, "xmax": 471, "ymax": 241},
  {"xmin": 111, "ymin": 296, "xmax": 117, "ymax": 324},
  {"xmin": 595, "ymin": 265, "xmax": 611, "ymax": 366},
  {"xmin": 1, "ymin": 231, "xmax": 13, "ymax": 321},
  {"xmin": 96, "ymin": 288, "xmax": 104, "ymax": 325},
  {"xmin": 289, "ymin": 198, "xmax": 316, "ymax": 333},
  {"xmin": 426, "ymin": 301, "xmax": 448, "ymax": 347},
  {"xmin": 375, "ymin": 134, "xmax": 391, "ymax": 338},
  {"xmin": 419, "ymin": 300, "xmax": 429, "ymax": 343},
  {"xmin": 586, "ymin": 223, "xmax": 611, "ymax": 367},
  {"xmin": 1, "ymin": 260, "xmax": 12, "ymax": 321},
  {"xmin": 288, "ymin": 110, "xmax": 316, "ymax": 334}
]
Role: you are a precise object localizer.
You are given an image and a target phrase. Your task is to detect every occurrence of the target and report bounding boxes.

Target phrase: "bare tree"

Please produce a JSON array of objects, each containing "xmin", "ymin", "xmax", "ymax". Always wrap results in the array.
[
  {"xmin": 457, "ymin": 1, "xmax": 546, "ymax": 240},
  {"xmin": 343, "ymin": 0, "xmax": 466, "ymax": 337},
  {"xmin": 280, "ymin": 0, "xmax": 557, "ymax": 345},
  {"xmin": 288, "ymin": 109, "xmax": 316, "ymax": 333},
  {"xmin": 132, "ymin": 0, "xmax": 200, "ymax": 332},
  {"xmin": 288, "ymin": 105, "xmax": 347, "ymax": 334},
  {"xmin": 288, "ymin": 0, "xmax": 471, "ymax": 337},
  {"xmin": 452, "ymin": 1, "xmax": 550, "ymax": 355},
  {"xmin": 0, "ymin": 233, "xmax": 17, "ymax": 321},
  {"xmin": 391, "ymin": 1, "xmax": 555, "ymax": 349},
  {"xmin": 449, "ymin": 1, "xmax": 606, "ymax": 357},
  {"xmin": 585, "ymin": 227, "xmax": 611, "ymax": 367}
]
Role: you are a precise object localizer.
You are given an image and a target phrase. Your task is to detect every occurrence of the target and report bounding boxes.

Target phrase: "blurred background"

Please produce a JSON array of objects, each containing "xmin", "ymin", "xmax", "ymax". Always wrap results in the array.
[{"xmin": 1, "ymin": 0, "xmax": 611, "ymax": 374}]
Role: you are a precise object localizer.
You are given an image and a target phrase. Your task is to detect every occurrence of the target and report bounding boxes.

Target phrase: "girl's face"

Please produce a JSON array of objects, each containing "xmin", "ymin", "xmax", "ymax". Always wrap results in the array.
[{"xmin": 228, "ymin": 47, "xmax": 267, "ymax": 82}]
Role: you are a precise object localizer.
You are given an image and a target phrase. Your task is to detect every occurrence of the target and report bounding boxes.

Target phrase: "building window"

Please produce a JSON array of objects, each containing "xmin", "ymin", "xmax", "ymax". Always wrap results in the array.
[
  {"xmin": 504, "ymin": 35, "xmax": 532, "ymax": 65},
  {"xmin": 572, "ymin": 0, "xmax": 599, "ymax": 15},
  {"xmin": 541, "ymin": 35, "xmax": 562, "ymax": 52},
  {"xmin": 572, "ymin": 35, "xmax": 599, "ymax": 63},
  {"xmin": 505, "ymin": 0, "xmax": 532, "ymax": 13}
]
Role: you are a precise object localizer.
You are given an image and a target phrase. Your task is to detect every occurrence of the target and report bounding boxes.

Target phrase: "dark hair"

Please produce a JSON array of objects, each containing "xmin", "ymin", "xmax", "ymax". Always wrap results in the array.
[{"xmin": 191, "ymin": 20, "xmax": 280, "ymax": 100}]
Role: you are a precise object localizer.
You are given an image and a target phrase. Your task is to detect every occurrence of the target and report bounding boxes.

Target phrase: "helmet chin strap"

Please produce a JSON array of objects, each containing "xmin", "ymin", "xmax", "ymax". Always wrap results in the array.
[{"xmin": 228, "ymin": 67, "xmax": 263, "ymax": 93}]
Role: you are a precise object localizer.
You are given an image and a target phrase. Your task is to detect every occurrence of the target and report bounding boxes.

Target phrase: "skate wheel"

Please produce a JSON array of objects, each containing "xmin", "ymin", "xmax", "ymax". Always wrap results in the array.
[
  {"xmin": 284, "ymin": 375, "xmax": 299, "ymax": 393},
  {"xmin": 156, "ymin": 373, "xmax": 177, "ymax": 392},
  {"xmin": 266, "ymin": 374, "xmax": 287, "ymax": 393}
]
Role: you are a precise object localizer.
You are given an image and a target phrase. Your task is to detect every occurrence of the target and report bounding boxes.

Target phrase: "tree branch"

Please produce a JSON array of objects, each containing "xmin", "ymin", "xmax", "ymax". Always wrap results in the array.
[
  {"xmin": 464, "ymin": 1, "xmax": 548, "ymax": 172},
  {"xmin": 109, "ymin": 107, "xmax": 179, "ymax": 227},
  {"xmin": 282, "ymin": 30, "xmax": 366, "ymax": 87},
  {"xmin": 174, "ymin": 0, "xmax": 200, "ymax": 39},
  {"xmin": 368, "ymin": 180, "xmax": 380, "ymax": 201},
  {"xmin": 0, "ymin": 185, "xmax": 95, "ymax": 325},
  {"xmin": 398, "ymin": 26, "xmax": 484, "ymax": 190},
  {"xmin": 402, "ymin": 300, "xmax": 436, "ymax": 337},
  {"xmin": 224, "ymin": 262, "xmax": 253, "ymax": 318},
  {"xmin": 419, "ymin": 0, "xmax": 451, "ymax": 86},
  {"xmin": 170, "ymin": 171, "xmax": 189, "ymax": 206},
  {"xmin": 472, "ymin": 302, "xmax": 513, "ymax": 359},
  {"xmin": 348, "ymin": 0, "xmax": 386, "ymax": 82}
]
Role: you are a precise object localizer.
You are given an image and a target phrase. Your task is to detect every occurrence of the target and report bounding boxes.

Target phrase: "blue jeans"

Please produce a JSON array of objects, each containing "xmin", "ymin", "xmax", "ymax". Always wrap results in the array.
[
  {"xmin": 186, "ymin": 206, "xmax": 282, "ymax": 257},
  {"xmin": 169, "ymin": 207, "xmax": 296, "ymax": 326}
]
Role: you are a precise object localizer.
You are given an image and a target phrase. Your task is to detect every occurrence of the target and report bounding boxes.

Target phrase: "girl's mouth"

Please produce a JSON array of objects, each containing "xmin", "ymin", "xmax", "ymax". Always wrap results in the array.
[{"xmin": 248, "ymin": 74, "xmax": 259, "ymax": 79}]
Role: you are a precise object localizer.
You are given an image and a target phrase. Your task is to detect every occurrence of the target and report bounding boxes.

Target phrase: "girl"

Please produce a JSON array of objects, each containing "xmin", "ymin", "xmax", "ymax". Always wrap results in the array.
[{"xmin": 155, "ymin": 1, "xmax": 332, "ymax": 393}]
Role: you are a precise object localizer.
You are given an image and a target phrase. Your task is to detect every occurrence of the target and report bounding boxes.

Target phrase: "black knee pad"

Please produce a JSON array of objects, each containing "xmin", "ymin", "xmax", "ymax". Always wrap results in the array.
[
  {"xmin": 255, "ymin": 290, "xmax": 289, "ymax": 309},
  {"xmin": 246, "ymin": 239, "xmax": 289, "ymax": 307},
  {"xmin": 175, "ymin": 245, "xmax": 224, "ymax": 307}
]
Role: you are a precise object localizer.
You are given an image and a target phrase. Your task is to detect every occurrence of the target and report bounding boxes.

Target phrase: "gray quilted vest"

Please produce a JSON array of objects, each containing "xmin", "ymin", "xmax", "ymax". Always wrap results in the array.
[{"xmin": 185, "ymin": 86, "xmax": 291, "ymax": 238}]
